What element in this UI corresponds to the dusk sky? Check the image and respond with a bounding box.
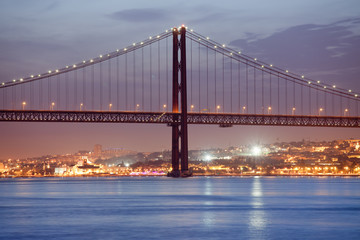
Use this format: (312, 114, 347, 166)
(1, 0, 360, 159)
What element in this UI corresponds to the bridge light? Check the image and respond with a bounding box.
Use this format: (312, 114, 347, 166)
(324, 86, 327, 89)
(165, 30, 168, 33)
(107, 54, 110, 57)
(149, 36, 152, 39)
(317, 80, 320, 83)
(206, 37, 209, 40)
(55, 69, 59, 73)
(140, 42, 144, 45)
(198, 38, 201, 41)
(285, 70, 289, 73)
(261, 65, 264, 68)
(99, 55, 103, 58)
(124, 48, 127, 51)
(308, 81, 311, 84)
(38, 74, 41, 77)
(190, 29, 193, 32)
(355, 94, 358, 97)
(222, 44, 226, 47)
(270, 64, 273, 67)
(20, 78, 23, 82)
(73, 64, 76, 68)
(349, 90, 352, 92)
(31, 75, 34, 78)
(48, 70, 52, 73)
(133, 43, 136, 46)
(301, 75, 304, 78)
(2, 82, 4, 85)
(254, 58, 257, 61)
(13, 79, 16, 82)
(214, 46, 217, 48)
(333, 85, 336, 88)
(230, 53, 233, 56)
(90, 59, 93, 63)
(238, 51, 241, 54)
(116, 49, 119, 52)
(83, 60, 86, 63)
(157, 35, 160, 38)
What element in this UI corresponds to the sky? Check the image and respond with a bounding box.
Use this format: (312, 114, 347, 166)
(0, 0, 360, 159)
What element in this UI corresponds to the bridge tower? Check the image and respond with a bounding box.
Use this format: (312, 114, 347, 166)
(168, 26, 191, 177)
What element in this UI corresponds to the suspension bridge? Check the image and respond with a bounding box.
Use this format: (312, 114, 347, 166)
(1, 25, 360, 176)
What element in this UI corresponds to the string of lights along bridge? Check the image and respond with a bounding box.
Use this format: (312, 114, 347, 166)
(1, 26, 359, 117)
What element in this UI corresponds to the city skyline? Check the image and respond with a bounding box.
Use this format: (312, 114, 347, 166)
(1, 0, 360, 159)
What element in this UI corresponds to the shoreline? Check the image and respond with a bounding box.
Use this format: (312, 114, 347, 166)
(1, 174, 360, 178)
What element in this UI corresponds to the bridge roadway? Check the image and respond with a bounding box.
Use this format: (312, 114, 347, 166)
(1, 110, 359, 128)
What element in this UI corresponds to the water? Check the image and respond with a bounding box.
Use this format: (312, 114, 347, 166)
(0, 177, 359, 240)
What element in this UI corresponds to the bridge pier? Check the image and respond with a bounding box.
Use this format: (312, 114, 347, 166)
(168, 26, 191, 178)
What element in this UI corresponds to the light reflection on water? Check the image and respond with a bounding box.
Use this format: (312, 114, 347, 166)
(0, 177, 359, 240)
(249, 177, 267, 239)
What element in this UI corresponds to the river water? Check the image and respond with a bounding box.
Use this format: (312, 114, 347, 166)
(0, 176, 359, 240)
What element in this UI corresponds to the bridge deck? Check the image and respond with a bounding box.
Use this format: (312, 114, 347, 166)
(0, 110, 359, 128)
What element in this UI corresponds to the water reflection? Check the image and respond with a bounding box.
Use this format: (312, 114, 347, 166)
(202, 178, 215, 227)
(204, 178, 212, 196)
(249, 177, 267, 239)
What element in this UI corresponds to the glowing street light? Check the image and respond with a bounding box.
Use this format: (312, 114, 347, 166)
(50, 102, 55, 110)
(22, 101, 26, 110)
(109, 103, 112, 111)
(204, 154, 213, 161)
(268, 106, 272, 114)
(216, 105, 221, 113)
(292, 107, 296, 115)
(319, 108, 323, 116)
(163, 104, 167, 112)
(190, 104, 194, 112)
(251, 146, 262, 156)
(242, 106, 246, 114)
(80, 103, 83, 111)
(344, 108, 349, 116)
(136, 104, 140, 111)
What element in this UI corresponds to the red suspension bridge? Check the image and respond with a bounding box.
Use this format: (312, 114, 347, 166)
(1, 26, 360, 176)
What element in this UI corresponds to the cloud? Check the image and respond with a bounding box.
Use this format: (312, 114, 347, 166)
(228, 18, 360, 87)
(43, 1, 59, 12)
(110, 8, 169, 22)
